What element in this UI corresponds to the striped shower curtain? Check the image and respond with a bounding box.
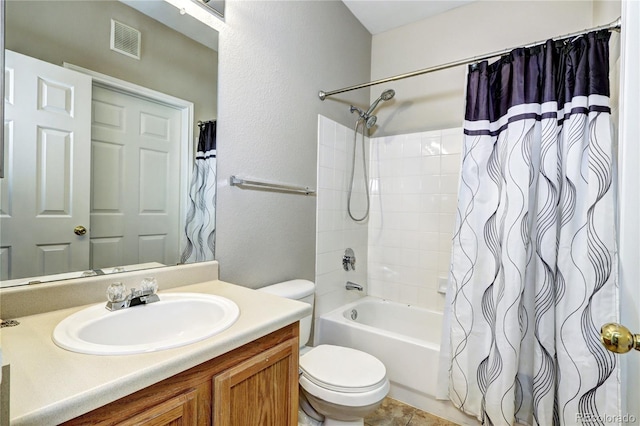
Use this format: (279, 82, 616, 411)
(181, 121, 217, 263)
(443, 31, 619, 425)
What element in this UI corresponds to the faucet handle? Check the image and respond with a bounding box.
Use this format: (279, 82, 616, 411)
(140, 277, 158, 294)
(106, 282, 127, 302)
(343, 248, 356, 271)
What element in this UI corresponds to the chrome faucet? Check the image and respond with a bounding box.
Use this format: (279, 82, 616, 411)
(105, 278, 160, 311)
(345, 281, 363, 291)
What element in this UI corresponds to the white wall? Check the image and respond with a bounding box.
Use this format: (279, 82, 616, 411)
(370, 1, 616, 137)
(215, 1, 372, 287)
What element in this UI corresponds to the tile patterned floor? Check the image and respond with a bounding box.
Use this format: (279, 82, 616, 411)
(364, 397, 459, 426)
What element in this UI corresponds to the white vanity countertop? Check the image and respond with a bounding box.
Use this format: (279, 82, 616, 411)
(2, 280, 311, 425)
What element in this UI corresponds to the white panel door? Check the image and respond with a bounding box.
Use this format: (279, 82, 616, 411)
(90, 85, 181, 269)
(1, 50, 92, 281)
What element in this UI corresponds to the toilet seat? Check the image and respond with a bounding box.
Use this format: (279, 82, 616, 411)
(299, 345, 389, 406)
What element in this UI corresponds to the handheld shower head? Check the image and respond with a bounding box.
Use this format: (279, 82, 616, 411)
(380, 89, 395, 101)
(365, 89, 395, 117)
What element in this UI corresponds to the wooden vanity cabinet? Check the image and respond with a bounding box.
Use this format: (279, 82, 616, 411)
(63, 323, 299, 426)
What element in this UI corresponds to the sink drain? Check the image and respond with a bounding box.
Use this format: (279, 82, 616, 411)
(350, 309, 358, 320)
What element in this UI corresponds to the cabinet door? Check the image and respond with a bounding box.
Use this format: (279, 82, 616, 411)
(213, 339, 299, 426)
(116, 388, 198, 426)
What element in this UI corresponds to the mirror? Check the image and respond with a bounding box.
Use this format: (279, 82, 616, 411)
(1, 0, 219, 287)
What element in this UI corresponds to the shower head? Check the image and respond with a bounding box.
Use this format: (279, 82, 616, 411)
(365, 115, 377, 129)
(350, 106, 377, 128)
(365, 89, 395, 117)
(380, 89, 395, 101)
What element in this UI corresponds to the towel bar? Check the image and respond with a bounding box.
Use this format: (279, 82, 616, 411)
(229, 176, 316, 195)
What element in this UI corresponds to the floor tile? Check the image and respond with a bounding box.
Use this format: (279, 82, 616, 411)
(364, 397, 458, 426)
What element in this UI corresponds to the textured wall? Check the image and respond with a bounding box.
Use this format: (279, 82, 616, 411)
(215, 1, 372, 287)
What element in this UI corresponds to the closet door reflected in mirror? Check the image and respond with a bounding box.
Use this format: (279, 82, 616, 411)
(2, 51, 92, 281)
(90, 85, 181, 270)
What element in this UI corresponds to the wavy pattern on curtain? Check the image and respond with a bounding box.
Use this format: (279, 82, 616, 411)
(181, 121, 217, 263)
(445, 31, 619, 425)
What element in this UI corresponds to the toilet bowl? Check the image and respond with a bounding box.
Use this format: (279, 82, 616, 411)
(299, 344, 389, 425)
(259, 280, 389, 426)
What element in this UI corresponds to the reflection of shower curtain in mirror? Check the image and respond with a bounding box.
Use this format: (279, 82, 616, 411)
(181, 121, 217, 263)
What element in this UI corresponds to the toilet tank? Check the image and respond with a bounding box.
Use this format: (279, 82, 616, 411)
(258, 279, 315, 347)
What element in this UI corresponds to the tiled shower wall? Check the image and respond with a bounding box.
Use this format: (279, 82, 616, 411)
(315, 114, 463, 316)
(368, 128, 462, 312)
(315, 115, 369, 320)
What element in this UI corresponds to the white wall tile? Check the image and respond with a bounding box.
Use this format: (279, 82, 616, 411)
(420, 194, 441, 213)
(440, 194, 457, 214)
(419, 232, 440, 251)
(421, 175, 440, 194)
(438, 232, 453, 253)
(419, 213, 440, 233)
(421, 134, 441, 156)
(403, 135, 422, 157)
(319, 144, 334, 168)
(439, 213, 456, 235)
(318, 118, 463, 314)
(316, 116, 369, 311)
(401, 194, 421, 212)
(441, 128, 463, 155)
(385, 137, 404, 159)
(440, 175, 459, 194)
(365, 126, 462, 311)
(441, 154, 461, 174)
(335, 124, 347, 153)
(421, 156, 441, 174)
(402, 157, 422, 176)
(418, 250, 439, 270)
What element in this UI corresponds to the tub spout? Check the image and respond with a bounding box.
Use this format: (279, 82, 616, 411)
(346, 281, 363, 291)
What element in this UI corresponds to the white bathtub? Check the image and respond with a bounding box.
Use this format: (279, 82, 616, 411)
(316, 296, 478, 425)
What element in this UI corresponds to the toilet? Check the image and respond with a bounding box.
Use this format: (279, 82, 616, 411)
(259, 279, 389, 426)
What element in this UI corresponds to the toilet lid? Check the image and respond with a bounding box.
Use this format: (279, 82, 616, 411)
(299, 345, 387, 393)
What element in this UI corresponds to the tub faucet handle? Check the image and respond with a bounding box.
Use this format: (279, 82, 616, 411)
(343, 248, 356, 271)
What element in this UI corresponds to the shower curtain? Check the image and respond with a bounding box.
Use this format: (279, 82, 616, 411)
(443, 31, 619, 425)
(181, 121, 217, 263)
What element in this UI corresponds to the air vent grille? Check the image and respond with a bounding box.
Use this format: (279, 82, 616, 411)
(110, 19, 141, 60)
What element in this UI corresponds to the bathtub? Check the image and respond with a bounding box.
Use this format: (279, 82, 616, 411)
(316, 296, 478, 425)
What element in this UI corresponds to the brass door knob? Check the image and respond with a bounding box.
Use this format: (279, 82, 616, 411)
(600, 323, 640, 354)
(74, 225, 87, 236)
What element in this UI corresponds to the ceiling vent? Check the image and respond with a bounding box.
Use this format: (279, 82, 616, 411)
(110, 19, 141, 60)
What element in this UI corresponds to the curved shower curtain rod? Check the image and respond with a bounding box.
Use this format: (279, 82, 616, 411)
(318, 17, 621, 101)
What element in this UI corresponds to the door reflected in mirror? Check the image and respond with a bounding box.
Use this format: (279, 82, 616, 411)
(1, 0, 219, 287)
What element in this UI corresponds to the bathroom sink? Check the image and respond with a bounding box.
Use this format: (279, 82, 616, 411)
(52, 293, 240, 355)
